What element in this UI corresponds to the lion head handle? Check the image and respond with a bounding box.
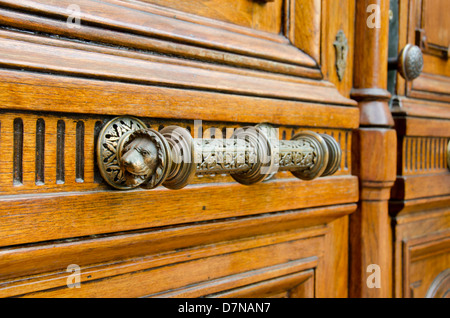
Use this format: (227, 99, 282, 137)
(118, 129, 170, 189)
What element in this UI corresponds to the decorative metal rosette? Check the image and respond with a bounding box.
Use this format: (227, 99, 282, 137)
(96, 117, 147, 190)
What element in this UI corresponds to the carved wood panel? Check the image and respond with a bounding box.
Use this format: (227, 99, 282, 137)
(207, 269, 315, 298)
(391, 114, 450, 202)
(1, 227, 328, 297)
(0, 111, 353, 196)
(138, 0, 285, 34)
(403, 232, 450, 298)
(0, 0, 357, 298)
(391, 207, 450, 298)
(0, 0, 328, 78)
(401, 136, 449, 176)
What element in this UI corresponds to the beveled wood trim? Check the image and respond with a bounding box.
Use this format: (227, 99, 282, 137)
(204, 268, 315, 298)
(286, 0, 321, 63)
(0, 0, 317, 70)
(148, 260, 317, 298)
(0, 227, 326, 297)
(0, 70, 359, 129)
(394, 117, 450, 137)
(409, 73, 450, 103)
(115, 0, 287, 44)
(391, 174, 450, 200)
(0, 30, 355, 106)
(0, 8, 320, 79)
(389, 195, 450, 218)
(0, 204, 354, 283)
(401, 230, 450, 298)
(0, 35, 332, 103)
(0, 176, 358, 246)
(15, 234, 325, 297)
(411, 73, 450, 96)
(391, 96, 450, 120)
(409, 233, 450, 262)
(401, 239, 412, 298)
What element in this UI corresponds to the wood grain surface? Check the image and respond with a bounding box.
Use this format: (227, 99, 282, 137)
(1, 0, 447, 299)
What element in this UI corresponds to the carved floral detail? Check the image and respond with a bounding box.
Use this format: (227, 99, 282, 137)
(195, 139, 257, 174)
(278, 140, 316, 170)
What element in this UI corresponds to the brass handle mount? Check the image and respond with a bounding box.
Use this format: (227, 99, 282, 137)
(97, 117, 342, 190)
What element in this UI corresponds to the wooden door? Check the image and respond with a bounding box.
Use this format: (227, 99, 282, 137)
(389, 0, 450, 298)
(0, 0, 358, 297)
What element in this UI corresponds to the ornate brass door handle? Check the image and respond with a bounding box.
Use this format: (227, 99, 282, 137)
(97, 117, 342, 190)
(388, 44, 424, 81)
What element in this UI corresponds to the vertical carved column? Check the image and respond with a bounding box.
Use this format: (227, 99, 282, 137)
(350, 0, 396, 297)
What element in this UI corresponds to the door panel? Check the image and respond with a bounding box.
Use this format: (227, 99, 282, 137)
(402, 231, 450, 298)
(390, 0, 450, 298)
(139, 0, 284, 34)
(0, 0, 357, 297)
(397, 0, 450, 100)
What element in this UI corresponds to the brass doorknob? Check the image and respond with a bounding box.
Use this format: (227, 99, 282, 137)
(388, 44, 424, 81)
(97, 117, 342, 190)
